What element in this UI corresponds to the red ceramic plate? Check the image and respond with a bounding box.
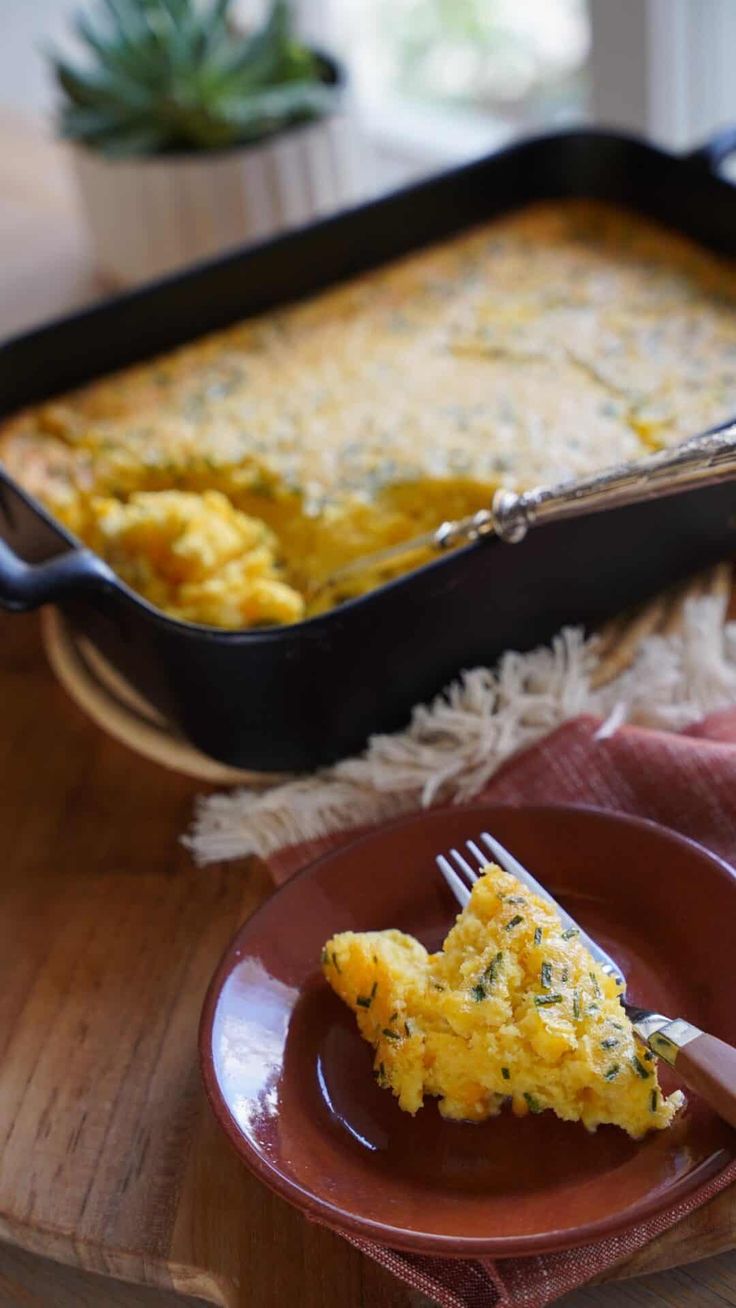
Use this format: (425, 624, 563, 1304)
(199, 805, 736, 1257)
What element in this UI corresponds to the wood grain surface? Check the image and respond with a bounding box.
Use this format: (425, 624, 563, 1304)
(0, 611, 420, 1308)
(0, 607, 735, 1308)
(1, 110, 735, 1308)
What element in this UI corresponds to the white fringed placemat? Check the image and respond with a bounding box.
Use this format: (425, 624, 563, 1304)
(185, 564, 736, 864)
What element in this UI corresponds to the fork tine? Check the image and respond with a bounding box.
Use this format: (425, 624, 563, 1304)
(466, 839, 488, 871)
(481, 832, 537, 885)
(481, 830, 575, 913)
(436, 855, 471, 907)
(438, 833, 625, 988)
(480, 831, 626, 988)
(450, 847, 480, 884)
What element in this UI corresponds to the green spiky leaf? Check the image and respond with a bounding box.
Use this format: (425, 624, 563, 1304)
(50, 0, 335, 155)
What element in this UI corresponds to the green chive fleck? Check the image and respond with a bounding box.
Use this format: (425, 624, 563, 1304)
(561, 927, 579, 940)
(604, 1064, 620, 1081)
(331, 951, 342, 974)
(540, 961, 553, 990)
(484, 951, 503, 984)
(506, 896, 526, 905)
(472, 983, 486, 1002)
(404, 1021, 412, 1037)
(573, 991, 581, 1019)
(589, 972, 602, 997)
(356, 980, 378, 1008)
(601, 1038, 619, 1050)
(534, 993, 563, 1006)
(501, 1067, 511, 1080)
(505, 914, 524, 930)
(631, 1055, 651, 1079)
(561, 966, 569, 984)
(643, 1050, 654, 1062)
(524, 1092, 543, 1114)
(650, 1089, 658, 1112)
(389, 1010, 398, 1023)
(534, 927, 543, 946)
(382, 1028, 401, 1042)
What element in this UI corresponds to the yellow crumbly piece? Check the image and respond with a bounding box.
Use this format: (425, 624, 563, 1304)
(4, 199, 736, 627)
(322, 864, 684, 1138)
(88, 489, 304, 627)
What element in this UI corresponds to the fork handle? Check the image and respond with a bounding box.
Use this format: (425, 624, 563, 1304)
(674, 1034, 736, 1131)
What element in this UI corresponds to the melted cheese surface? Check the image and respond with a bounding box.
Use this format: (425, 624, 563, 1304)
(3, 200, 736, 627)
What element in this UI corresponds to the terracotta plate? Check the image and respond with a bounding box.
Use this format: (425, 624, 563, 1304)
(199, 805, 736, 1256)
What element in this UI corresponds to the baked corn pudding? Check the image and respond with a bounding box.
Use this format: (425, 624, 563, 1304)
(4, 199, 736, 627)
(322, 863, 684, 1138)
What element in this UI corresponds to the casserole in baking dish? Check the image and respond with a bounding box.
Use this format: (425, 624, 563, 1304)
(4, 199, 736, 628)
(2, 129, 736, 768)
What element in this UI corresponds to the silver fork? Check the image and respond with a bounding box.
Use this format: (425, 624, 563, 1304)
(437, 831, 736, 1130)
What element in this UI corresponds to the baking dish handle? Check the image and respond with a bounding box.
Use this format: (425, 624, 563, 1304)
(0, 537, 115, 613)
(686, 127, 736, 174)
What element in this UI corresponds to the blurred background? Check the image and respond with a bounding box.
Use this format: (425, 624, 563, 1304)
(4, 0, 736, 334)
(6, 0, 736, 163)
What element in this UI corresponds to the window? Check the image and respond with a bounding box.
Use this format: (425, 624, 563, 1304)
(297, 0, 588, 180)
(352, 0, 589, 162)
(295, 0, 736, 186)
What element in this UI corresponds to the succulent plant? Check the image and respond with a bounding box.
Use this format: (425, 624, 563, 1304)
(51, 0, 337, 156)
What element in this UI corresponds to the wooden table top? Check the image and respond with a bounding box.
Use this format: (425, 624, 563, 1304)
(0, 109, 735, 1308)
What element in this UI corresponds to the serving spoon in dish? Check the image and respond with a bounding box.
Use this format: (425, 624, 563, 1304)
(306, 424, 736, 607)
(438, 831, 736, 1131)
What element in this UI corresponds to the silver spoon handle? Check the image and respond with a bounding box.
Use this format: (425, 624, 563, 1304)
(309, 424, 736, 604)
(490, 424, 736, 544)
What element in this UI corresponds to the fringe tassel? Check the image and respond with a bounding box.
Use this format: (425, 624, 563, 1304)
(184, 593, 736, 864)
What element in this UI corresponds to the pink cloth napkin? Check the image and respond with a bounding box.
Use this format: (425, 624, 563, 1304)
(268, 710, 736, 1307)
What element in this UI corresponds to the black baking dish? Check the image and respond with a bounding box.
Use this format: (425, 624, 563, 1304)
(3, 127, 736, 772)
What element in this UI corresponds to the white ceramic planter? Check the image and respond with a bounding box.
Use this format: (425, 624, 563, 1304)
(71, 110, 371, 287)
